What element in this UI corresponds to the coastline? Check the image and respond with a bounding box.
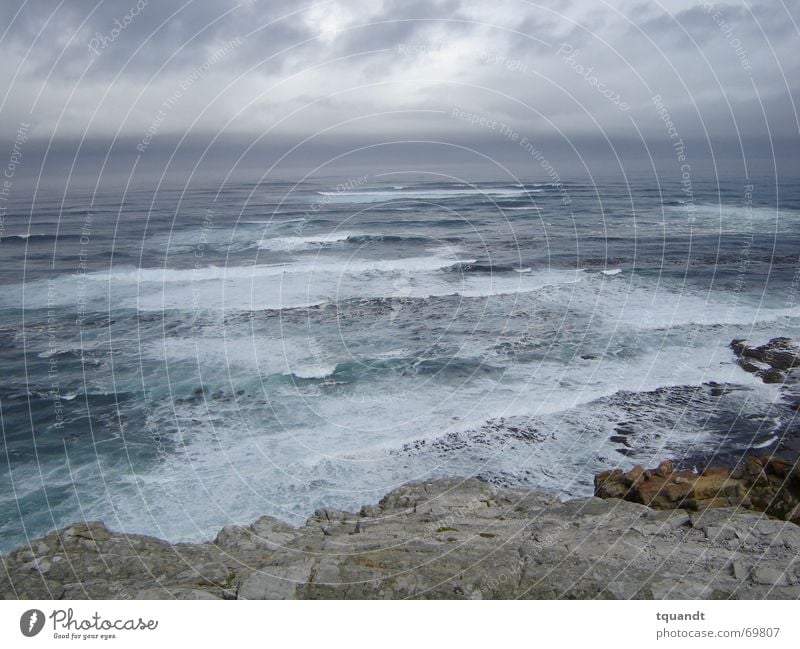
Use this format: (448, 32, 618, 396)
(2, 338, 798, 600)
(2, 477, 799, 600)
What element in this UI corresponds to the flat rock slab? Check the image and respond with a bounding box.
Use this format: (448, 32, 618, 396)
(1, 479, 799, 599)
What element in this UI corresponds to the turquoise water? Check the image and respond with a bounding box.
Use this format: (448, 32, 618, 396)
(1, 175, 798, 551)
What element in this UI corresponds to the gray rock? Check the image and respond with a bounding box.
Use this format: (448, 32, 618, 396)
(2, 478, 799, 600)
(730, 561, 749, 580)
(604, 581, 642, 599)
(650, 580, 713, 599)
(750, 566, 789, 586)
(135, 587, 221, 600)
(238, 561, 314, 599)
(250, 516, 296, 547)
(703, 525, 737, 542)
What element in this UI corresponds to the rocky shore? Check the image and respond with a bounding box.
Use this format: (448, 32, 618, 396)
(2, 477, 799, 600)
(3, 337, 799, 600)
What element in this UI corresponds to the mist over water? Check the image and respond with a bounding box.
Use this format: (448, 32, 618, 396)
(1, 170, 798, 551)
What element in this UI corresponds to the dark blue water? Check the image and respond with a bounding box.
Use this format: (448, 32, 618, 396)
(1, 174, 799, 551)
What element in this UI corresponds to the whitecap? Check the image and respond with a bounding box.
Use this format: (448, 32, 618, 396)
(315, 188, 541, 203)
(86, 252, 474, 284)
(288, 365, 337, 380)
(257, 231, 356, 251)
(750, 436, 778, 449)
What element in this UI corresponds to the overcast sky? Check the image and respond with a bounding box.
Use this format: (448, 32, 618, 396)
(1, 0, 797, 169)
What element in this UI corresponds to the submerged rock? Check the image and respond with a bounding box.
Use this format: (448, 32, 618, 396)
(2, 478, 800, 599)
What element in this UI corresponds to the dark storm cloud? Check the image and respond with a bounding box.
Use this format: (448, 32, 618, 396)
(0, 0, 796, 153)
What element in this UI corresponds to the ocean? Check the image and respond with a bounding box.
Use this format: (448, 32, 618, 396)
(1, 173, 798, 552)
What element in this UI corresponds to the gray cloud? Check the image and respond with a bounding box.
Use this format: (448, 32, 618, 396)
(0, 0, 796, 159)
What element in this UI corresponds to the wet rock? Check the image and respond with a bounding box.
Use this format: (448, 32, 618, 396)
(595, 456, 800, 524)
(759, 368, 786, 384)
(731, 337, 800, 380)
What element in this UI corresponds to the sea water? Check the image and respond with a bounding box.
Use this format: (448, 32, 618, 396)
(1, 175, 798, 551)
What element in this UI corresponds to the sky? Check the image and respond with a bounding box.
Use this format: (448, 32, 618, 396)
(0, 0, 798, 179)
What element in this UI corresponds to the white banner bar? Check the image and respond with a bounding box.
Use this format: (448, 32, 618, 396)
(1, 600, 797, 648)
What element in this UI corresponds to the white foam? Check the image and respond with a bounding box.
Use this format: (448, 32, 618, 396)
(664, 203, 799, 232)
(87, 251, 469, 284)
(148, 336, 337, 379)
(288, 364, 337, 380)
(751, 435, 778, 449)
(25, 268, 798, 548)
(257, 231, 356, 251)
(240, 218, 306, 225)
(316, 188, 541, 203)
(68, 329, 779, 546)
(575, 275, 800, 332)
(601, 269, 622, 276)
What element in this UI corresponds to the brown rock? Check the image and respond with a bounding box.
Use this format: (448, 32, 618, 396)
(654, 460, 674, 478)
(595, 456, 800, 525)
